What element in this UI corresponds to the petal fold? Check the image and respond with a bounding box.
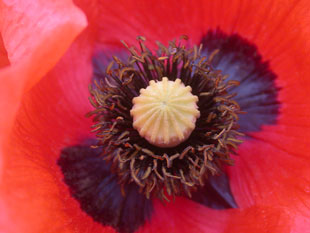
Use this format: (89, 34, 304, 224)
(0, 0, 87, 231)
(0, 0, 87, 150)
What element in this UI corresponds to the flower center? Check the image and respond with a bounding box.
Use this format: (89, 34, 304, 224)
(86, 36, 244, 199)
(130, 77, 200, 148)
(57, 30, 282, 233)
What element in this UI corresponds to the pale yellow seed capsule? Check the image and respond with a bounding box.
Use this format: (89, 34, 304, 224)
(130, 77, 200, 148)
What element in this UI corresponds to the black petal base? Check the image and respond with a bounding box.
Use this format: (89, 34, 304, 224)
(58, 145, 153, 233)
(201, 29, 280, 133)
(191, 173, 237, 209)
(58, 144, 238, 233)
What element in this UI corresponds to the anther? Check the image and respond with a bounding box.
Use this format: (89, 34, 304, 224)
(130, 77, 200, 147)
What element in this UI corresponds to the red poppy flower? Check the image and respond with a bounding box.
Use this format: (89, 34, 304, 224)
(1, 0, 310, 233)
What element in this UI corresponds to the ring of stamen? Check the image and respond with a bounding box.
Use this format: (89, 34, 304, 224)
(87, 36, 244, 200)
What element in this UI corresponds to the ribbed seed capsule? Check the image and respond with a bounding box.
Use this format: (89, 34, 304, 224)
(130, 77, 200, 147)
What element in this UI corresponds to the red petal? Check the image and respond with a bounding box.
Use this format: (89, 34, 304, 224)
(77, 0, 207, 47)
(139, 199, 291, 233)
(140, 198, 230, 233)
(0, 0, 87, 144)
(224, 206, 291, 233)
(0, 32, 97, 232)
(0, 0, 87, 232)
(225, 0, 310, 211)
